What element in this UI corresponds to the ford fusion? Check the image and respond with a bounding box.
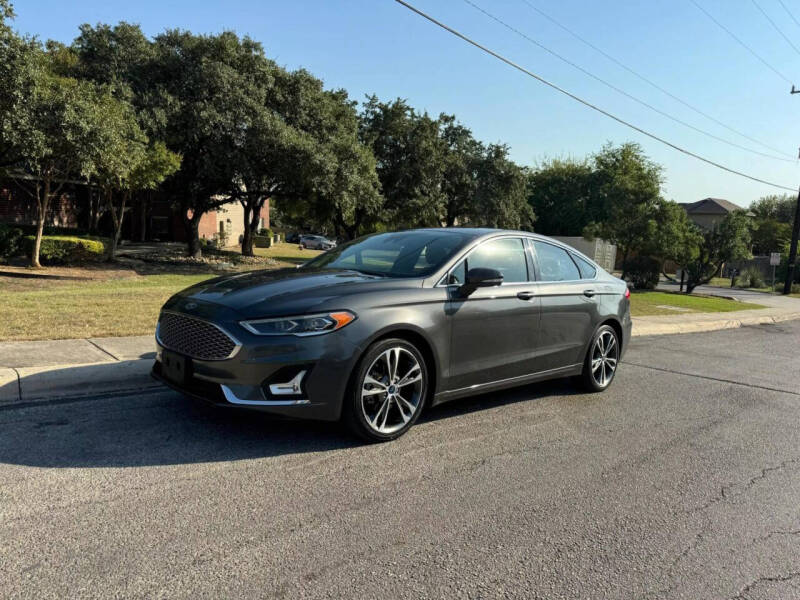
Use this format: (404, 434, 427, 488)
(152, 229, 632, 441)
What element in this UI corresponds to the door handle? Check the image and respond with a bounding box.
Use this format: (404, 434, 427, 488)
(516, 291, 536, 301)
(583, 289, 596, 298)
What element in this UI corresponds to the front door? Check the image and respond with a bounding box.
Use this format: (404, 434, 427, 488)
(446, 237, 541, 390)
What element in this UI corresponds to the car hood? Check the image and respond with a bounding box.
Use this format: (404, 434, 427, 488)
(168, 268, 420, 318)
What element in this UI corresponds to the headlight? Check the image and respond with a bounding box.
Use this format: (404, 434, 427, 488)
(240, 311, 356, 336)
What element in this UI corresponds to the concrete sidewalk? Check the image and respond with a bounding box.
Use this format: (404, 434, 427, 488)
(2, 291, 799, 405)
(0, 336, 159, 405)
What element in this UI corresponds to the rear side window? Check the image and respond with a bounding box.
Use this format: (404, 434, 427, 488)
(571, 253, 597, 279)
(533, 241, 581, 282)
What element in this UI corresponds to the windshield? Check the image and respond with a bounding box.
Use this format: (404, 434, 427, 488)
(301, 230, 473, 278)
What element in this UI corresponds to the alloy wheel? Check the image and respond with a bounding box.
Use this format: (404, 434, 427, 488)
(590, 330, 618, 388)
(360, 346, 424, 435)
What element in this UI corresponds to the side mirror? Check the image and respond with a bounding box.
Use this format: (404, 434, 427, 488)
(459, 267, 503, 296)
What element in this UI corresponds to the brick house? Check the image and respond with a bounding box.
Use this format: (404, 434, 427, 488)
(0, 179, 269, 246)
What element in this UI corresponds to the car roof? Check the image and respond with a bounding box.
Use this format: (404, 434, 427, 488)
(406, 227, 553, 242)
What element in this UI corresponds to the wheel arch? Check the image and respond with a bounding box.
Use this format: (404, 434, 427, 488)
(356, 325, 440, 403)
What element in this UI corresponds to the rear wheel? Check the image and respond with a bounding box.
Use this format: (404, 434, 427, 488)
(343, 338, 428, 442)
(579, 325, 619, 392)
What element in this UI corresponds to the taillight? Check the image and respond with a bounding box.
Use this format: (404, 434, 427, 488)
(624, 287, 631, 299)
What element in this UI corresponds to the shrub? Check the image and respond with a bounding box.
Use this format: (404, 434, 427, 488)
(0, 224, 25, 262)
(735, 266, 765, 289)
(624, 255, 661, 290)
(23, 235, 109, 265)
(258, 227, 272, 238)
(253, 235, 271, 248)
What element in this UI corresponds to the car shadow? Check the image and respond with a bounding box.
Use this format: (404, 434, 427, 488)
(0, 373, 580, 470)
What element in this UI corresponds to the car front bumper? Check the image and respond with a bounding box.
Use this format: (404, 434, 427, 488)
(152, 313, 364, 421)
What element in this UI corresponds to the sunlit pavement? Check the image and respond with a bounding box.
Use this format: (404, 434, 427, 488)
(1, 321, 799, 599)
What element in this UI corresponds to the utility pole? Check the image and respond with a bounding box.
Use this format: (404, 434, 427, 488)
(784, 185, 800, 294)
(785, 85, 800, 294)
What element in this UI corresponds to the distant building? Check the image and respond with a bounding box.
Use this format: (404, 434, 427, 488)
(0, 179, 269, 246)
(679, 197, 745, 229)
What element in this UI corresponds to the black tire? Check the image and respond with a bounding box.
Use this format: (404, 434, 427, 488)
(578, 324, 620, 393)
(342, 338, 428, 442)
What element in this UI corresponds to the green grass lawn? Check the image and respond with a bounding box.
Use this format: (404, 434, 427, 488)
(706, 276, 774, 293)
(0, 273, 215, 341)
(629, 291, 766, 317)
(253, 242, 322, 266)
(0, 267, 771, 341)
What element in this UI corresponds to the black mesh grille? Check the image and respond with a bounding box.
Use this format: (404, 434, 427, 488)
(157, 312, 238, 360)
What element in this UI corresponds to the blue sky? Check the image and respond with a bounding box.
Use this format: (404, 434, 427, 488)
(12, 0, 800, 207)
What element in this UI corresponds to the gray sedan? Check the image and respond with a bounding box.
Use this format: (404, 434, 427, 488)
(152, 228, 631, 441)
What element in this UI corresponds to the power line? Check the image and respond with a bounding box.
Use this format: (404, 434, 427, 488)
(462, 0, 795, 163)
(689, 0, 794, 85)
(751, 0, 800, 57)
(777, 0, 800, 30)
(517, 0, 794, 159)
(392, 0, 797, 192)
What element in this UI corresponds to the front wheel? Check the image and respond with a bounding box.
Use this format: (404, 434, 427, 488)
(343, 338, 428, 442)
(578, 325, 620, 392)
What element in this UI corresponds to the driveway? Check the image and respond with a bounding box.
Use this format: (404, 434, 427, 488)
(657, 279, 798, 308)
(1, 322, 799, 598)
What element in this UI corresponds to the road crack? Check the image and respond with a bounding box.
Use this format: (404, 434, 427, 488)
(623, 361, 800, 397)
(730, 571, 800, 599)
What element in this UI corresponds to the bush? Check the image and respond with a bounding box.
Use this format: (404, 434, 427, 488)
(0, 224, 25, 262)
(735, 266, 765, 289)
(23, 235, 109, 265)
(624, 255, 661, 290)
(258, 228, 272, 238)
(253, 235, 271, 248)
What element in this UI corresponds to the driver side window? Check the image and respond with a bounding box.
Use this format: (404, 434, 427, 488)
(448, 237, 529, 284)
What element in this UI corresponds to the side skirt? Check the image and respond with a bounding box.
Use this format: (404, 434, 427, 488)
(431, 363, 583, 406)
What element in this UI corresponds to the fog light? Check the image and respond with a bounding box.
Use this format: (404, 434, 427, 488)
(268, 370, 306, 396)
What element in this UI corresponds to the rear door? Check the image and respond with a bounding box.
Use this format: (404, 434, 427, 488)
(530, 240, 599, 372)
(446, 237, 541, 390)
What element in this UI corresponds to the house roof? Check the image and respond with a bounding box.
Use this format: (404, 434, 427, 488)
(680, 197, 743, 215)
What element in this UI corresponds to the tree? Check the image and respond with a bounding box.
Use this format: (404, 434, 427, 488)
(526, 157, 600, 236)
(439, 115, 483, 227)
(85, 89, 147, 259)
(470, 143, 533, 229)
(583, 143, 663, 278)
(232, 70, 382, 252)
(150, 30, 271, 257)
(108, 141, 180, 259)
(359, 96, 445, 229)
(70, 22, 158, 232)
(750, 194, 796, 223)
(749, 194, 794, 256)
(683, 211, 752, 293)
(751, 218, 791, 256)
(0, 0, 40, 173)
(646, 200, 702, 282)
(6, 69, 101, 267)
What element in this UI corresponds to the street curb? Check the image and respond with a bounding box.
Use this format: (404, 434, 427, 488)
(631, 312, 800, 337)
(0, 359, 162, 407)
(1, 312, 798, 406)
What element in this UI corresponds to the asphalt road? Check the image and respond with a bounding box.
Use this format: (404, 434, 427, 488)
(2, 322, 800, 599)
